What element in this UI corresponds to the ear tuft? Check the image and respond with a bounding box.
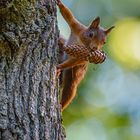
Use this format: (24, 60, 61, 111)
(105, 26, 115, 35)
(89, 16, 100, 29)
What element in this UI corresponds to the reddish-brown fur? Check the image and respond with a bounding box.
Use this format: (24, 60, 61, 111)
(56, 0, 114, 111)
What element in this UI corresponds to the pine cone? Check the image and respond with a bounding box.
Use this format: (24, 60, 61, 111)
(88, 50, 106, 64)
(62, 44, 107, 64)
(62, 44, 89, 60)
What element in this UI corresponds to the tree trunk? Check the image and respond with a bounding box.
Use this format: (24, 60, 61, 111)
(0, 0, 65, 140)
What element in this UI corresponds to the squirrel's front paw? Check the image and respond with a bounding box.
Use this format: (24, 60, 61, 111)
(56, 66, 61, 77)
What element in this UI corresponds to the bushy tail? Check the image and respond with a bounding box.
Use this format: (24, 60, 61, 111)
(61, 64, 87, 111)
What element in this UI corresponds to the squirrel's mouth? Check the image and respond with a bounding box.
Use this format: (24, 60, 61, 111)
(89, 41, 104, 51)
(89, 45, 98, 51)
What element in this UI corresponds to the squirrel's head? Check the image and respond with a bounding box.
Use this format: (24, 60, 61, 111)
(80, 17, 114, 50)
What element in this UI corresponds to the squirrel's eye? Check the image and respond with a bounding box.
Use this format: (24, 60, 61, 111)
(88, 32, 94, 38)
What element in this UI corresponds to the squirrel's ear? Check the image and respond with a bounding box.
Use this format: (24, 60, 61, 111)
(105, 26, 115, 35)
(89, 17, 100, 29)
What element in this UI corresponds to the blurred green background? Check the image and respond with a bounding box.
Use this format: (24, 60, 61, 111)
(57, 0, 140, 140)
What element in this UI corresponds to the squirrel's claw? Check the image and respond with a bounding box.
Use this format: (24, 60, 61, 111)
(56, 67, 61, 77)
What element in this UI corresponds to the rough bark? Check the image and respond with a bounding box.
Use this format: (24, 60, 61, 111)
(0, 0, 65, 140)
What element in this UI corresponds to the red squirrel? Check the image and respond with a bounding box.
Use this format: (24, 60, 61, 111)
(56, 0, 114, 111)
